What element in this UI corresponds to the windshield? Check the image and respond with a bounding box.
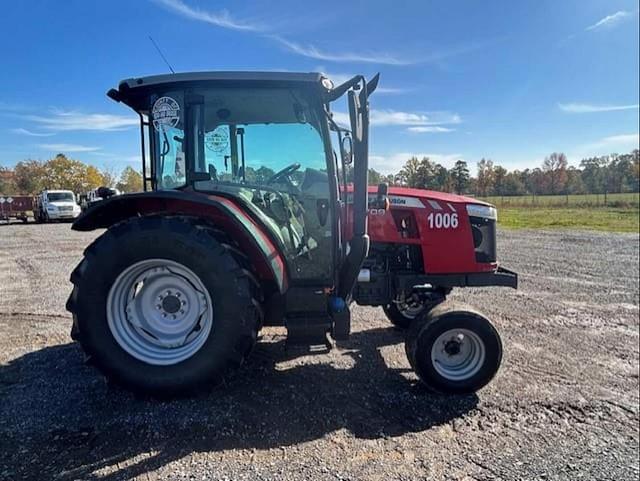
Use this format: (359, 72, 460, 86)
(47, 192, 74, 202)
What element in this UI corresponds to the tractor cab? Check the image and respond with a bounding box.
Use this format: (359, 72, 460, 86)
(102, 71, 377, 309)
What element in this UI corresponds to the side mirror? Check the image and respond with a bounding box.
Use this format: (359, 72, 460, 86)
(341, 135, 353, 165)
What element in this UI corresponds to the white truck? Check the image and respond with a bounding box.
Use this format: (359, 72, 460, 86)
(33, 190, 82, 223)
(81, 186, 120, 211)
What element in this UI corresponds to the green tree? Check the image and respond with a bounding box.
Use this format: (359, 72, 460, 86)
(368, 168, 383, 185)
(565, 167, 585, 194)
(492, 165, 508, 197)
(398, 156, 423, 187)
(450, 160, 470, 194)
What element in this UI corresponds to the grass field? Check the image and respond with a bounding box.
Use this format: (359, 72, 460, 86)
(497, 207, 639, 233)
(476, 193, 640, 232)
(481, 192, 640, 208)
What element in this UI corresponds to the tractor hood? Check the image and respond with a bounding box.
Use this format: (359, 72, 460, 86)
(367, 186, 492, 206)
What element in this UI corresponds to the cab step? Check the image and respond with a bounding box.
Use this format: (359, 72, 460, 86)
(285, 315, 332, 349)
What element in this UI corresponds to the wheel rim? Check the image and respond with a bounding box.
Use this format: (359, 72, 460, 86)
(430, 328, 486, 381)
(107, 259, 213, 366)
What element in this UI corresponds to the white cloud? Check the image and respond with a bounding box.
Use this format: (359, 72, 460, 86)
(153, 0, 262, 31)
(407, 126, 455, 133)
(376, 86, 409, 95)
(332, 109, 461, 129)
(271, 36, 414, 65)
(586, 10, 634, 31)
(559, 102, 639, 113)
(371, 110, 461, 127)
(570, 133, 640, 159)
(10, 128, 55, 137)
(25, 110, 138, 132)
(38, 143, 101, 153)
(587, 133, 639, 149)
(154, 1, 487, 66)
(370, 152, 463, 175)
(274, 37, 486, 65)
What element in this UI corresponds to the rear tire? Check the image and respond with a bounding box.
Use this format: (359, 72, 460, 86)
(66, 216, 261, 397)
(405, 302, 502, 394)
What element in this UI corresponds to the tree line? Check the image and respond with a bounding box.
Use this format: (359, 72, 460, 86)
(369, 149, 639, 198)
(2, 149, 639, 199)
(0, 154, 143, 195)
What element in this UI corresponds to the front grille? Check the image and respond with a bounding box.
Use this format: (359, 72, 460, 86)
(58, 206, 73, 211)
(469, 216, 496, 263)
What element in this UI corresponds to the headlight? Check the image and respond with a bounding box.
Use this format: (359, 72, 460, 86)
(47, 205, 57, 211)
(466, 204, 497, 220)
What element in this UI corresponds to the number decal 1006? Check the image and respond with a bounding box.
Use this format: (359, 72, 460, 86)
(427, 212, 459, 229)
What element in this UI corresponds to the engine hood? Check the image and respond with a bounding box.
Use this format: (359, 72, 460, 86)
(367, 186, 492, 206)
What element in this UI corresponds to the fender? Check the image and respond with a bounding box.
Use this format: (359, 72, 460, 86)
(73, 190, 287, 293)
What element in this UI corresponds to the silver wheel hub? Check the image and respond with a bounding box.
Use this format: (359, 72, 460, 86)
(430, 328, 485, 381)
(107, 259, 213, 365)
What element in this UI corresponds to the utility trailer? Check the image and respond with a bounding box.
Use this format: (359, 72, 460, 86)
(68, 71, 517, 398)
(0, 195, 32, 223)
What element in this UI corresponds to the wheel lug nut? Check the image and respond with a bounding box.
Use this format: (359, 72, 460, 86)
(156, 304, 162, 310)
(172, 315, 176, 320)
(180, 310, 185, 315)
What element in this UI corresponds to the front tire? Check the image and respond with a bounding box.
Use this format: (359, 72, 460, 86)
(67, 216, 261, 397)
(405, 302, 502, 394)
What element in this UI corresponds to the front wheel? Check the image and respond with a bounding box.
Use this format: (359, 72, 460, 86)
(405, 302, 502, 394)
(67, 216, 261, 397)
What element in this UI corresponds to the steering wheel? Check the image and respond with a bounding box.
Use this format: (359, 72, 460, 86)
(267, 162, 301, 185)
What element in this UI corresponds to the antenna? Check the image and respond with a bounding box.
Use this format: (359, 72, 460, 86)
(148, 35, 175, 74)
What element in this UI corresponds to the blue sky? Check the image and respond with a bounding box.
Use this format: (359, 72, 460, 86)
(0, 0, 638, 175)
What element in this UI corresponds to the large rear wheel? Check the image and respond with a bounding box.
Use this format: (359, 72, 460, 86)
(67, 216, 261, 397)
(405, 302, 502, 394)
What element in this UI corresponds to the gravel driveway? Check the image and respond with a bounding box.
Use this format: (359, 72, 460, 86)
(0, 223, 638, 480)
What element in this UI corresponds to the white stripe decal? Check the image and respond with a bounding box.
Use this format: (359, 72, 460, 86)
(427, 199, 442, 210)
(447, 202, 457, 212)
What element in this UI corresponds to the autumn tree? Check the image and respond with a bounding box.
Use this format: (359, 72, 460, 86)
(542, 152, 568, 195)
(476, 158, 494, 197)
(116, 166, 143, 193)
(14, 159, 48, 193)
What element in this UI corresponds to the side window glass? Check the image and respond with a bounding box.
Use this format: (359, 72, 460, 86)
(204, 125, 232, 180)
(151, 94, 185, 190)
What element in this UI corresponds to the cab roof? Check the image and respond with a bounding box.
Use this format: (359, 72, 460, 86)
(118, 71, 324, 89)
(108, 71, 328, 111)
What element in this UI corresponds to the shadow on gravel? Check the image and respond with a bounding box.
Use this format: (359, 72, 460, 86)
(0, 326, 478, 480)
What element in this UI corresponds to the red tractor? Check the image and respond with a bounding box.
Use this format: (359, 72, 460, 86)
(67, 71, 517, 397)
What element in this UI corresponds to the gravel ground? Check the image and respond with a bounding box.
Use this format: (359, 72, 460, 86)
(0, 223, 638, 481)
